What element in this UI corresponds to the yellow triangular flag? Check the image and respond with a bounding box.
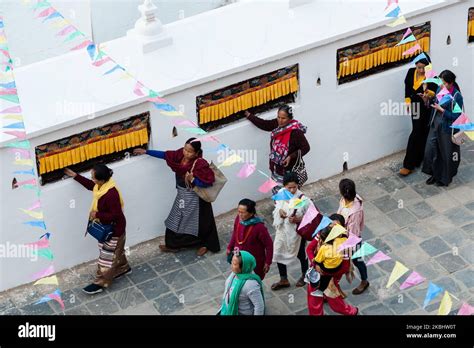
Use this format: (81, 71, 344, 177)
(218, 154, 242, 168)
(2, 114, 24, 121)
(34, 275, 58, 286)
(425, 63, 433, 72)
(160, 111, 185, 117)
(52, 19, 69, 28)
(438, 291, 452, 315)
(288, 198, 303, 209)
(15, 159, 33, 166)
(386, 15, 406, 27)
(465, 131, 474, 141)
(386, 261, 409, 288)
(20, 209, 44, 220)
(325, 224, 347, 243)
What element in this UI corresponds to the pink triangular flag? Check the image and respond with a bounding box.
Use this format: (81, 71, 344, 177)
(453, 113, 470, 126)
(401, 27, 412, 40)
(92, 57, 112, 67)
(437, 86, 450, 100)
(237, 163, 256, 179)
(147, 96, 167, 103)
(173, 119, 197, 127)
(298, 202, 318, 230)
(457, 302, 474, 316)
(37, 7, 56, 18)
(25, 237, 49, 250)
(3, 130, 26, 139)
(31, 265, 55, 281)
(193, 135, 219, 143)
(258, 178, 278, 193)
(337, 233, 362, 252)
(133, 81, 145, 96)
(399, 271, 426, 290)
(402, 43, 421, 56)
(70, 40, 93, 51)
(0, 105, 21, 114)
(425, 69, 437, 78)
(17, 178, 37, 186)
(0, 88, 18, 95)
(48, 294, 65, 310)
(28, 200, 42, 211)
(385, 0, 398, 9)
(366, 251, 391, 265)
(9, 148, 30, 157)
(56, 25, 76, 36)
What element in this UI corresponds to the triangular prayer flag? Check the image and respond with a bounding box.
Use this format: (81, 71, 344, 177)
(86, 43, 96, 60)
(34, 295, 53, 305)
(366, 250, 391, 266)
(34, 248, 54, 260)
(237, 163, 256, 179)
(4, 130, 26, 139)
(23, 221, 47, 230)
(0, 105, 21, 113)
(0, 81, 16, 89)
(6, 140, 31, 149)
(0, 88, 18, 95)
(152, 103, 176, 112)
(133, 82, 145, 96)
(17, 178, 36, 186)
(14, 159, 33, 166)
(3, 122, 24, 129)
(351, 242, 377, 259)
(25, 237, 49, 249)
(9, 148, 30, 157)
(313, 216, 333, 237)
(182, 127, 207, 135)
(40, 232, 51, 240)
(43, 11, 62, 22)
(400, 271, 426, 290)
(438, 291, 452, 315)
(325, 224, 347, 243)
(37, 7, 55, 18)
(13, 169, 35, 176)
(271, 189, 294, 201)
(258, 178, 278, 193)
(33, 1, 52, 10)
(174, 119, 197, 127)
(64, 31, 82, 43)
(31, 265, 54, 281)
(288, 198, 303, 209)
(457, 302, 474, 316)
(402, 43, 421, 56)
(451, 123, 474, 131)
(298, 202, 318, 230)
(337, 233, 362, 252)
(34, 275, 58, 286)
(385, 6, 401, 18)
(160, 111, 185, 117)
(218, 154, 242, 168)
(413, 52, 430, 64)
(452, 113, 470, 126)
(423, 282, 443, 308)
(2, 114, 23, 121)
(465, 131, 474, 141)
(70, 40, 93, 51)
(92, 57, 112, 67)
(103, 65, 123, 75)
(28, 200, 42, 211)
(452, 103, 462, 114)
(397, 34, 416, 46)
(20, 209, 44, 220)
(423, 78, 443, 85)
(386, 15, 406, 27)
(386, 261, 409, 288)
(401, 27, 412, 40)
(0, 94, 20, 103)
(293, 199, 309, 209)
(56, 25, 76, 36)
(425, 69, 437, 79)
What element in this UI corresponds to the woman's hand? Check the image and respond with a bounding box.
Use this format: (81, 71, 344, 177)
(89, 211, 97, 220)
(431, 103, 444, 113)
(133, 148, 146, 155)
(288, 215, 302, 224)
(185, 172, 194, 185)
(263, 264, 270, 274)
(314, 265, 322, 274)
(282, 156, 291, 167)
(64, 168, 77, 178)
(279, 209, 287, 219)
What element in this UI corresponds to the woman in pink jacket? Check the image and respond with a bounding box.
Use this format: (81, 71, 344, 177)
(337, 179, 369, 295)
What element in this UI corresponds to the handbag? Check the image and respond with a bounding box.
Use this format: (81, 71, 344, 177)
(450, 91, 467, 146)
(189, 159, 228, 203)
(86, 220, 114, 243)
(294, 196, 322, 241)
(291, 150, 308, 187)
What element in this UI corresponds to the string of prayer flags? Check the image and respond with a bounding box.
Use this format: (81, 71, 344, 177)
(337, 233, 362, 252)
(351, 242, 377, 259)
(437, 291, 453, 315)
(402, 43, 421, 56)
(366, 250, 391, 266)
(34, 275, 58, 286)
(236, 163, 256, 179)
(258, 178, 278, 193)
(271, 189, 294, 201)
(423, 282, 443, 308)
(298, 202, 318, 230)
(399, 271, 426, 290)
(324, 224, 347, 243)
(313, 215, 333, 237)
(31, 265, 55, 281)
(457, 302, 474, 316)
(386, 261, 409, 288)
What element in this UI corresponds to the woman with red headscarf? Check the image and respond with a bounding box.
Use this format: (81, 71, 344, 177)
(134, 138, 220, 256)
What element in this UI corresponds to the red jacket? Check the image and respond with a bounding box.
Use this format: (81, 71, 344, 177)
(227, 216, 273, 280)
(75, 174, 126, 237)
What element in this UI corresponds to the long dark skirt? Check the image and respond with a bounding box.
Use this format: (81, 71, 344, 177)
(422, 115, 460, 186)
(403, 101, 431, 170)
(165, 197, 221, 252)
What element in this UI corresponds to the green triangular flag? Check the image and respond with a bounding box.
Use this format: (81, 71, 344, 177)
(6, 140, 31, 149)
(351, 242, 378, 259)
(5, 66, 11, 72)
(0, 94, 19, 103)
(33, 1, 51, 10)
(453, 103, 462, 114)
(33, 248, 54, 260)
(64, 31, 82, 43)
(397, 34, 416, 46)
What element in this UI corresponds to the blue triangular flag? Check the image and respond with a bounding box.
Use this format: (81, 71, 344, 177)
(23, 221, 47, 230)
(0, 21, 4, 29)
(86, 43, 96, 60)
(152, 103, 176, 112)
(35, 295, 53, 305)
(271, 189, 294, 201)
(0, 81, 16, 89)
(423, 282, 443, 308)
(312, 216, 333, 237)
(412, 52, 428, 64)
(103, 65, 123, 75)
(385, 6, 401, 18)
(451, 123, 474, 131)
(40, 232, 51, 240)
(438, 94, 453, 105)
(13, 169, 35, 176)
(43, 12, 63, 22)
(4, 122, 24, 129)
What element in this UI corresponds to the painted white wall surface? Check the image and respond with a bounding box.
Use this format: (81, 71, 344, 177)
(1, 0, 473, 291)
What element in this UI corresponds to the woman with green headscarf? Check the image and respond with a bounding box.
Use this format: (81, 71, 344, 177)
(220, 250, 265, 315)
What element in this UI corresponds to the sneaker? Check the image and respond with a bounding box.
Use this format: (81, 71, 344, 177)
(310, 289, 324, 297)
(114, 267, 132, 279)
(82, 283, 104, 295)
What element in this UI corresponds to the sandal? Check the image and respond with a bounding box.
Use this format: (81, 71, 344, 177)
(271, 279, 290, 291)
(159, 244, 180, 253)
(197, 247, 208, 256)
(295, 276, 306, 288)
(352, 281, 369, 295)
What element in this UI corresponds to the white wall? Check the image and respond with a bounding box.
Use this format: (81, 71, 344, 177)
(1, 1, 473, 291)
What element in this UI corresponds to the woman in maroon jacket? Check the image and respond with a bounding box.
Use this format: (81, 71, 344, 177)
(64, 164, 130, 295)
(245, 105, 310, 193)
(227, 199, 273, 280)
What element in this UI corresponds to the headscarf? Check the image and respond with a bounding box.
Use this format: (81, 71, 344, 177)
(220, 251, 264, 316)
(164, 147, 215, 184)
(269, 120, 307, 166)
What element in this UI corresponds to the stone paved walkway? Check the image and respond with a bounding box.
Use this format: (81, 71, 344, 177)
(1, 146, 473, 315)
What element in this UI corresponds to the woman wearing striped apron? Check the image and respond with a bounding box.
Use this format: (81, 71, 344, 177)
(134, 138, 220, 256)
